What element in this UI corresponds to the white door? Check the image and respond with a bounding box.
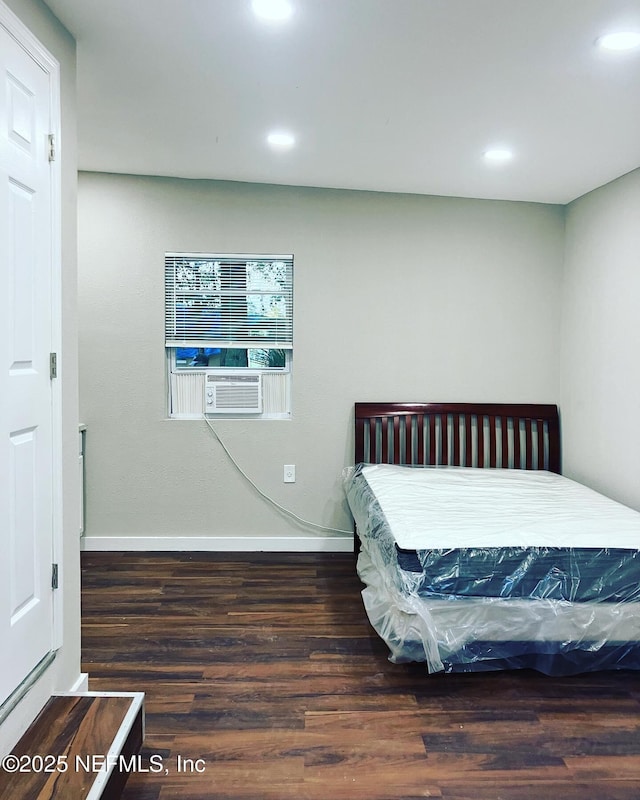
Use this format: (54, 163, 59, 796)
(0, 13, 58, 707)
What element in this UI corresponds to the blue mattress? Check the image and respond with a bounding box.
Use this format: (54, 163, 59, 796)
(348, 463, 640, 603)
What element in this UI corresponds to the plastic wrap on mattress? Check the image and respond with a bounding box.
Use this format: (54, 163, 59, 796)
(344, 463, 640, 675)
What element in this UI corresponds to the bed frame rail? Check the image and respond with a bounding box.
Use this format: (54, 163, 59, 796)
(355, 403, 560, 473)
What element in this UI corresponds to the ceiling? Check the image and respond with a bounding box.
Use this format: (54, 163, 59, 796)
(43, 0, 640, 204)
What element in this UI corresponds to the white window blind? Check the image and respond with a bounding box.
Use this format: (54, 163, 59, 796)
(165, 253, 293, 349)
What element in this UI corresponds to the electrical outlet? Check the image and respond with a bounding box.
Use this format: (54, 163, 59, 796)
(284, 464, 296, 483)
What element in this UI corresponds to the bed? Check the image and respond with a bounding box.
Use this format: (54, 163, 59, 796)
(344, 402, 640, 675)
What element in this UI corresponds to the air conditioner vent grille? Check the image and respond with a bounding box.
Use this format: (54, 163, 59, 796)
(204, 373, 262, 414)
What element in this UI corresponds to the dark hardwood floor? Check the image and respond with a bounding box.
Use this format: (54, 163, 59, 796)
(81, 552, 640, 800)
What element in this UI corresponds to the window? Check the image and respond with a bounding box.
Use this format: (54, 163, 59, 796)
(165, 253, 293, 418)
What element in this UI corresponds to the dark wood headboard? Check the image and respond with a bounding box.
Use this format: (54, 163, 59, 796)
(355, 403, 561, 473)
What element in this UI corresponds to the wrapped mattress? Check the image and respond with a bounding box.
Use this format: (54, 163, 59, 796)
(344, 464, 640, 674)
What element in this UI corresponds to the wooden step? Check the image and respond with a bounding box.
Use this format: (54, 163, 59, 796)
(0, 692, 144, 800)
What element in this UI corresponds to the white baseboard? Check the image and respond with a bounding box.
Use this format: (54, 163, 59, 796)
(81, 535, 354, 553)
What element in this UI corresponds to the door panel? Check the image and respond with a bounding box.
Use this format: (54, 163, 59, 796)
(0, 20, 55, 707)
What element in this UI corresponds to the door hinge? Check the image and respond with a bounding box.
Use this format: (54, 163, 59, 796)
(50, 352, 57, 379)
(48, 133, 56, 162)
(52, 563, 59, 590)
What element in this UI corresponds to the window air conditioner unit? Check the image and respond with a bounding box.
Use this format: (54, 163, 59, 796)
(204, 373, 263, 414)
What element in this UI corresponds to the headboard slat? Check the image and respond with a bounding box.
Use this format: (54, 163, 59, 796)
(393, 415, 401, 465)
(416, 414, 424, 465)
(380, 416, 388, 464)
(488, 415, 497, 468)
(536, 419, 544, 470)
(513, 418, 522, 469)
(524, 418, 533, 470)
(429, 415, 437, 466)
(436, 414, 449, 465)
(477, 415, 486, 468)
(452, 414, 461, 466)
(464, 416, 473, 467)
(404, 414, 412, 465)
(501, 417, 509, 469)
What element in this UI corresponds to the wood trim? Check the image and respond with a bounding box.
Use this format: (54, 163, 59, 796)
(0, 693, 144, 800)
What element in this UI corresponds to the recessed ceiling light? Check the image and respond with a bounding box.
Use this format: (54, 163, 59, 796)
(267, 131, 296, 149)
(252, 0, 293, 22)
(597, 31, 640, 51)
(484, 148, 514, 162)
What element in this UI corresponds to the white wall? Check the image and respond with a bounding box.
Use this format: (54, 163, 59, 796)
(1, 0, 79, 751)
(561, 167, 640, 510)
(78, 173, 565, 547)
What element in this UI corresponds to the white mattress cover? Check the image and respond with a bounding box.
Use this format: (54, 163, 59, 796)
(360, 465, 640, 550)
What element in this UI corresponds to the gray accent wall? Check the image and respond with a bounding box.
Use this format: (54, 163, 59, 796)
(78, 173, 564, 544)
(561, 168, 640, 511)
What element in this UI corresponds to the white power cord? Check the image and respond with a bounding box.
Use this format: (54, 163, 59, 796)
(203, 416, 353, 535)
